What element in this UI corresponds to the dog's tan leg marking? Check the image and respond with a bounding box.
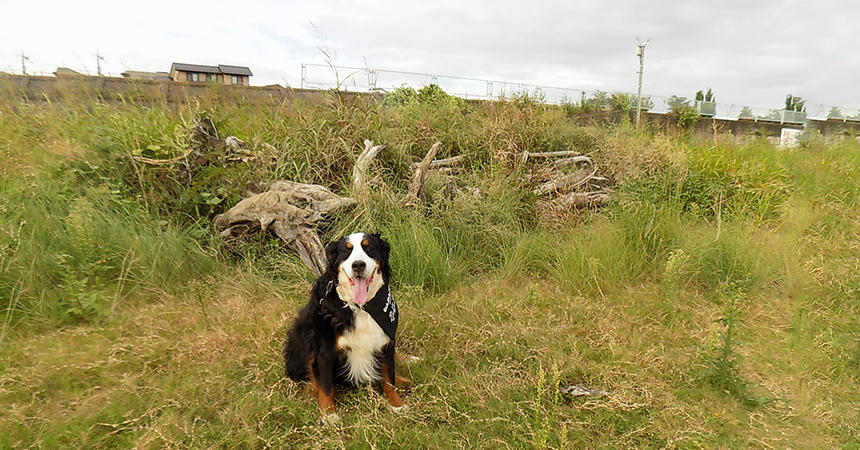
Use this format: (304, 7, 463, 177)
(380, 361, 403, 408)
(307, 356, 335, 413)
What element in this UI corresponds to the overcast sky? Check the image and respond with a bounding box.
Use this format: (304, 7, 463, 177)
(2, 0, 858, 110)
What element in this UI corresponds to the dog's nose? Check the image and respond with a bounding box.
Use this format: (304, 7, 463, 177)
(352, 260, 366, 275)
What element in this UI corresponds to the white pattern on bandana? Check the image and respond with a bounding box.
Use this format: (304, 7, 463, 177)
(382, 290, 397, 323)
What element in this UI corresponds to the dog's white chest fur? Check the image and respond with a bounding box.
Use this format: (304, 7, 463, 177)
(337, 308, 390, 384)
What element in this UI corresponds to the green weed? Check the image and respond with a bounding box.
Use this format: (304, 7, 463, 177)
(700, 282, 771, 406)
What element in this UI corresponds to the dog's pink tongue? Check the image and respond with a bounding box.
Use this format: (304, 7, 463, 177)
(353, 278, 369, 305)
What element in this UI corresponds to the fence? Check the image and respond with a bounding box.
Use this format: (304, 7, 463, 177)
(300, 63, 860, 125)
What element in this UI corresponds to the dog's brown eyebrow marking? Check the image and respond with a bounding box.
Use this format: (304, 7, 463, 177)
(361, 238, 369, 247)
(346, 241, 353, 249)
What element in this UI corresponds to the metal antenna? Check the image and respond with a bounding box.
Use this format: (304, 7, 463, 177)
(20, 51, 30, 75)
(97, 51, 105, 76)
(635, 38, 650, 128)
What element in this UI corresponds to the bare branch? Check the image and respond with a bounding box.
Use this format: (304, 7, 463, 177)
(402, 142, 441, 207)
(352, 139, 386, 200)
(524, 150, 584, 158)
(410, 154, 465, 169)
(534, 166, 597, 195)
(515, 150, 583, 163)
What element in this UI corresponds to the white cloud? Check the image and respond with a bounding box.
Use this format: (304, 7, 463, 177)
(1, 0, 858, 107)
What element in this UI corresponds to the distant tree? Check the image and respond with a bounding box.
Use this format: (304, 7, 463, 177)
(611, 92, 633, 113)
(695, 88, 715, 102)
(666, 95, 698, 127)
(579, 90, 612, 112)
(784, 94, 806, 112)
(639, 95, 655, 111)
(827, 106, 843, 119)
(738, 106, 754, 119)
(667, 95, 690, 110)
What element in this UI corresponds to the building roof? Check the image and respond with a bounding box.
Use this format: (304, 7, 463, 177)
(171, 63, 252, 76)
(218, 64, 253, 76)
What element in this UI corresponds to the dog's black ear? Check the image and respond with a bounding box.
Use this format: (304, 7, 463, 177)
(372, 233, 390, 261)
(372, 233, 392, 281)
(325, 240, 339, 262)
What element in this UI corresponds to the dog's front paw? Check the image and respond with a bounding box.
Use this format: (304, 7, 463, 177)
(321, 412, 342, 425)
(390, 404, 409, 414)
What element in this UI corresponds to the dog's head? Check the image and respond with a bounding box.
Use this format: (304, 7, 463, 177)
(325, 232, 391, 306)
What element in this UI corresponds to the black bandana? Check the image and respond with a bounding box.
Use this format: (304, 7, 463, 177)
(360, 284, 398, 340)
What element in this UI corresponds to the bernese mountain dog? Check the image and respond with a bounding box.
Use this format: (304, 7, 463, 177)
(284, 232, 408, 423)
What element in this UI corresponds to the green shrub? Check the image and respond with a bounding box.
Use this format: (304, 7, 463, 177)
(382, 85, 419, 107)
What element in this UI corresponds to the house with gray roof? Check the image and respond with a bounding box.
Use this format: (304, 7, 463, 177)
(169, 63, 253, 86)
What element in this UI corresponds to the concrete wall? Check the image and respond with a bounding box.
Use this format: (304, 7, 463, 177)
(805, 118, 860, 138)
(2, 73, 858, 140)
(565, 108, 860, 140)
(0, 73, 376, 106)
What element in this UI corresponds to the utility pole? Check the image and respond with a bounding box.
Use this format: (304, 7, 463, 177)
(300, 63, 306, 89)
(96, 51, 105, 76)
(20, 51, 30, 75)
(635, 39, 649, 128)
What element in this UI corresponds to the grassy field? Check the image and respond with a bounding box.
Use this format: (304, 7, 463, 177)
(1, 86, 858, 448)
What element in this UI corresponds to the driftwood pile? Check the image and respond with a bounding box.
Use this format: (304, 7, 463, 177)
(162, 123, 609, 275)
(522, 150, 611, 209)
(213, 140, 453, 276)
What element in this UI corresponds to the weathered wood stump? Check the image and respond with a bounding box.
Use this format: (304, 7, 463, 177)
(214, 181, 356, 276)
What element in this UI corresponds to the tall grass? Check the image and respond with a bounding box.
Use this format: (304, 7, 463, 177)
(0, 175, 219, 329)
(0, 80, 851, 327)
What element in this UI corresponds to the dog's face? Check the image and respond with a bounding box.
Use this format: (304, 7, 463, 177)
(326, 233, 390, 306)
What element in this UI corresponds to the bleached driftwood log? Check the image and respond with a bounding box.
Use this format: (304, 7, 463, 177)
(410, 154, 465, 169)
(214, 181, 355, 276)
(552, 155, 593, 168)
(516, 149, 582, 163)
(556, 191, 611, 208)
(402, 142, 441, 207)
(533, 156, 596, 196)
(352, 139, 386, 200)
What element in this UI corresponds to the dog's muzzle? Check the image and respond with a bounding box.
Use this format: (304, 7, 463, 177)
(349, 260, 375, 306)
